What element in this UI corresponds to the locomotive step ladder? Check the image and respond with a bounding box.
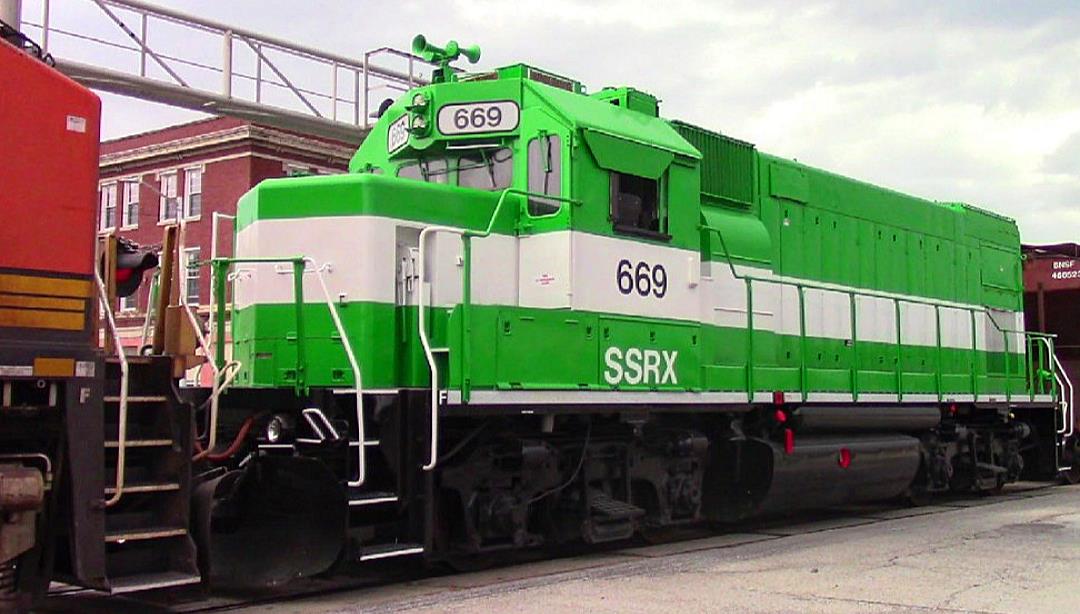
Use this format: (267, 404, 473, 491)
(330, 388, 427, 562)
(344, 437, 401, 508)
(101, 355, 200, 593)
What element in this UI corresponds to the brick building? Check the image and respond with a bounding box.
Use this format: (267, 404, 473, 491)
(97, 117, 355, 356)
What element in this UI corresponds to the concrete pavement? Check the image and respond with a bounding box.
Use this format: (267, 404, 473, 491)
(250, 484, 1080, 613)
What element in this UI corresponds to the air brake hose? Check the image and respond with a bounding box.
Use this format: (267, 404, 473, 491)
(193, 415, 256, 462)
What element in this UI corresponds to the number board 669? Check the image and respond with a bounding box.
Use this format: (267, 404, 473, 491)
(437, 101, 520, 136)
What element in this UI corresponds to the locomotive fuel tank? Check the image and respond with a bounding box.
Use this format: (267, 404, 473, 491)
(708, 431, 922, 521)
(753, 434, 922, 514)
(793, 406, 942, 432)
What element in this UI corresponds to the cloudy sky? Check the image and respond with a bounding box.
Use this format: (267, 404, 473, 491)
(22, 0, 1080, 243)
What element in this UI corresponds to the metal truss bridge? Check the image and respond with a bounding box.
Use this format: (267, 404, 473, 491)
(11, 0, 431, 144)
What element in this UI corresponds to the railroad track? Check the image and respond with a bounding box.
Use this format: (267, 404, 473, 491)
(40, 481, 1062, 613)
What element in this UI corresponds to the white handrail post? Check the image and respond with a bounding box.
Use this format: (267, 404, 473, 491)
(96, 271, 129, 507)
(137, 270, 158, 349)
(222, 29, 233, 98)
(41, 0, 49, 52)
(417, 226, 466, 472)
(178, 214, 245, 460)
(1034, 336, 1073, 443)
(413, 189, 549, 472)
(1053, 351, 1074, 438)
(304, 259, 366, 487)
(208, 212, 235, 362)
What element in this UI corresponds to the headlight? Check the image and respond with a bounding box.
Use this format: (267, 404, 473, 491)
(264, 414, 294, 443)
(410, 115, 428, 131)
(266, 417, 283, 443)
(411, 93, 429, 109)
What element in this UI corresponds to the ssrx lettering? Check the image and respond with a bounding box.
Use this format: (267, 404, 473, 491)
(603, 347, 678, 386)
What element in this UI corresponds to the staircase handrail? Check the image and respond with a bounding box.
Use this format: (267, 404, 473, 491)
(96, 269, 129, 507)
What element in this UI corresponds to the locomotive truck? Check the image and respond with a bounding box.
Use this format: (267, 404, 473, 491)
(1, 29, 1076, 604)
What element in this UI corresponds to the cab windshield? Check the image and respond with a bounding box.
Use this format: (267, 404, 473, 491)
(397, 147, 512, 191)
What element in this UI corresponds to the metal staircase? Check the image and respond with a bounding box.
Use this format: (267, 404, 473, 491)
(101, 355, 199, 593)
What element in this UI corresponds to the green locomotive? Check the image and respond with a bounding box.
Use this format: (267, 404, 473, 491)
(197, 36, 1074, 584)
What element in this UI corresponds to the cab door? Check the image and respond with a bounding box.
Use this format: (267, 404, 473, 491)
(517, 127, 572, 309)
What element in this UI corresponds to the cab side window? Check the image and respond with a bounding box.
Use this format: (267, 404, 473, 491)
(527, 134, 562, 216)
(611, 172, 662, 235)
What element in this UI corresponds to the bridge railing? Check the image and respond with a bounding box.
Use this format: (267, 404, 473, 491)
(19, 0, 433, 142)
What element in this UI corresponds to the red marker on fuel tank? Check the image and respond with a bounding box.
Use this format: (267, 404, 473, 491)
(838, 448, 852, 469)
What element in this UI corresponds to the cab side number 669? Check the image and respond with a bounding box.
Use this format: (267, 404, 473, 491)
(617, 260, 667, 298)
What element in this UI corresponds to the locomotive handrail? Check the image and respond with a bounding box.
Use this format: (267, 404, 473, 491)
(709, 228, 1057, 404)
(304, 258, 368, 487)
(137, 270, 159, 350)
(1033, 336, 1074, 439)
(206, 212, 236, 364)
(176, 217, 240, 457)
(180, 291, 242, 460)
(1053, 348, 1074, 438)
(417, 188, 579, 472)
(208, 255, 368, 486)
(417, 223, 463, 472)
(212, 256, 308, 389)
(96, 269, 129, 507)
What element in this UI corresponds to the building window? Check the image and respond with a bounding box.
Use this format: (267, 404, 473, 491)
(121, 180, 139, 228)
(119, 293, 138, 313)
(99, 183, 117, 231)
(610, 172, 663, 237)
(183, 247, 201, 304)
(284, 163, 313, 177)
(159, 172, 178, 222)
(184, 167, 202, 218)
